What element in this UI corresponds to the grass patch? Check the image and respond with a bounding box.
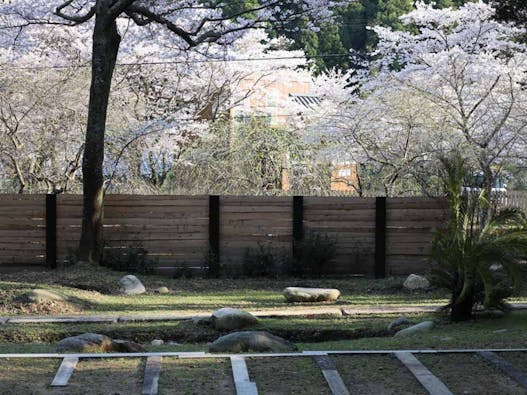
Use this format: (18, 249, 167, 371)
(498, 352, 527, 373)
(0, 311, 526, 353)
(247, 356, 331, 394)
(418, 353, 527, 394)
(297, 310, 527, 351)
(0, 265, 456, 317)
(0, 358, 62, 394)
(67, 358, 144, 394)
(158, 358, 235, 395)
(332, 354, 426, 395)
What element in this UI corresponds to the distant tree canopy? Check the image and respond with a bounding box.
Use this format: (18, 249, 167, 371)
(494, 0, 527, 24)
(493, 0, 527, 42)
(225, 0, 474, 73)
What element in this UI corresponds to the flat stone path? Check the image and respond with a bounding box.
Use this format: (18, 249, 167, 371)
(2, 303, 526, 324)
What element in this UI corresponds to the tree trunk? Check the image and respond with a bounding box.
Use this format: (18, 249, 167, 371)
(451, 293, 475, 321)
(78, 13, 121, 263)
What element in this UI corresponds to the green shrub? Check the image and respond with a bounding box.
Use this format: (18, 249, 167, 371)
(203, 249, 223, 278)
(290, 231, 337, 277)
(430, 154, 527, 321)
(101, 246, 156, 274)
(242, 243, 290, 277)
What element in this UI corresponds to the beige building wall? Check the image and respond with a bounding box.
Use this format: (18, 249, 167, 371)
(331, 163, 359, 192)
(233, 70, 313, 127)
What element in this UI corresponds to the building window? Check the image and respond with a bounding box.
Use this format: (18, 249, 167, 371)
(338, 168, 352, 177)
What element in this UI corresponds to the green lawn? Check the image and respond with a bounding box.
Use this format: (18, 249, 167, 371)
(1, 264, 527, 355)
(1, 266, 527, 394)
(0, 310, 526, 353)
(0, 264, 460, 317)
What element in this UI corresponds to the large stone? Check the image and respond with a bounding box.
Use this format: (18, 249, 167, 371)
(118, 275, 146, 295)
(209, 331, 297, 353)
(387, 316, 410, 331)
(111, 339, 145, 352)
(56, 333, 114, 353)
(56, 333, 145, 353)
(283, 287, 340, 303)
(210, 308, 259, 331)
(16, 289, 66, 304)
(394, 321, 434, 337)
(192, 316, 212, 326)
(403, 274, 430, 290)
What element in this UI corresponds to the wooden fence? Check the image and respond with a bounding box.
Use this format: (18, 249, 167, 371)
(0, 194, 449, 276)
(497, 190, 527, 212)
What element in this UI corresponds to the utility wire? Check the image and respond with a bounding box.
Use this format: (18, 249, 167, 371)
(1, 52, 352, 70)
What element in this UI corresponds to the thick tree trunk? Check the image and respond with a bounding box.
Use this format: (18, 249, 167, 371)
(451, 277, 475, 322)
(78, 13, 121, 263)
(451, 294, 474, 321)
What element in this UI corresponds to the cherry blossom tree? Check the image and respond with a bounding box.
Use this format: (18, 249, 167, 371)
(104, 29, 308, 193)
(0, 0, 343, 264)
(0, 66, 87, 193)
(371, 2, 527, 195)
(313, 1, 527, 197)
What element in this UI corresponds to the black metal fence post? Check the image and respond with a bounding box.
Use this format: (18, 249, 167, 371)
(208, 195, 220, 275)
(293, 196, 304, 261)
(46, 193, 57, 268)
(375, 196, 387, 278)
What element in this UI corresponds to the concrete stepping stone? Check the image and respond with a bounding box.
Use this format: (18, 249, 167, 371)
(51, 356, 78, 386)
(231, 356, 258, 395)
(142, 356, 162, 395)
(394, 352, 453, 395)
(478, 351, 527, 389)
(312, 354, 349, 395)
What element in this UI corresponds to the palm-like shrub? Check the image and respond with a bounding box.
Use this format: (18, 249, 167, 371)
(430, 155, 527, 321)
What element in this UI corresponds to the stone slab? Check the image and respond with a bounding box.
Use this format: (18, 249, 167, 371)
(231, 356, 258, 395)
(479, 351, 527, 389)
(51, 357, 78, 387)
(313, 355, 349, 395)
(142, 356, 162, 395)
(3, 302, 527, 325)
(322, 370, 350, 395)
(313, 355, 336, 370)
(395, 352, 453, 395)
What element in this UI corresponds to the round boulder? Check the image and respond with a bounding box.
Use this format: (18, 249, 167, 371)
(394, 321, 434, 337)
(111, 339, 145, 352)
(210, 308, 259, 331)
(153, 286, 170, 294)
(387, 316, 410, 331)
(403, 274, 430, 290)
(56, 333, 114, 353)
(283, 287, 340, 303)
(56, 333, 145, 353)
(209, 331, 297, 353)
(118, 275, 146, 295)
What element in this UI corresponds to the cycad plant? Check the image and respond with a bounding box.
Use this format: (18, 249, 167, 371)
(430, 155, 527, 321)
